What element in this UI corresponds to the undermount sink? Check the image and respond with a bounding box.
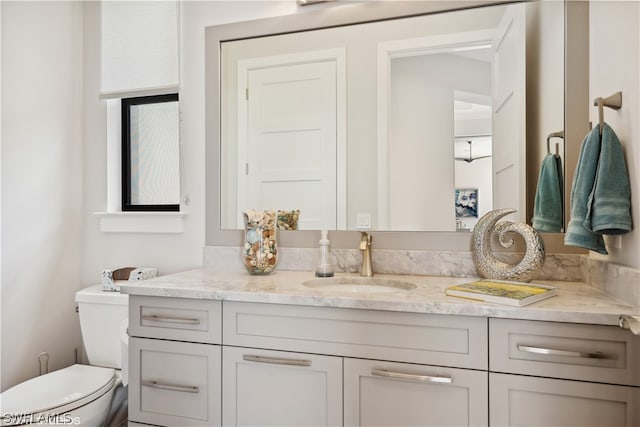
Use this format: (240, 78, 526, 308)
(302, 277, 417, 293)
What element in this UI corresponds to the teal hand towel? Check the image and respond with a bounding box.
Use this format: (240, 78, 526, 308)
(585, 123, 632, 234)
(565, 124, 607, 254)
(532, 153, 563, 232)
(565, 123, 632, 254)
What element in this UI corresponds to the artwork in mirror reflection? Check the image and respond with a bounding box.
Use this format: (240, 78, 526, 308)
(219, 1, 564, 232)
(455, 188, 479, 231)
(455, 189, 479, 218)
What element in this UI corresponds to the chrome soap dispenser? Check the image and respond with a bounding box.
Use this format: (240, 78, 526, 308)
(315, 230, 334, 277)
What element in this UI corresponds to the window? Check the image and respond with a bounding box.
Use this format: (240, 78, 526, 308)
(121, 94, 180, 211)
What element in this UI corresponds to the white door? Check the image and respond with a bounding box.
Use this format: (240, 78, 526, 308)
(344, 358, 488, 427)
(129, 337, 221, 427)
(241, 60, 338, 230)
(490, 373, 640, 426)
(222, 346, 343, 427)
(492, 4, 526, 221)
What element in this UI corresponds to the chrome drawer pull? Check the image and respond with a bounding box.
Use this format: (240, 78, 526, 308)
(243, 354, 312, 367)
(142, 380, 199, 393)
(141, 314, 201, 325)
(518, 345, 614, 360)
(371, 369, 452, 384)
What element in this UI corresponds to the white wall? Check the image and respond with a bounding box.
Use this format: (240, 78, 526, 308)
(81, 1, 306, 290)
(388, 53, 491, 231)
(589, 0, 639, 269)
(1, 1, 84, 390)
(390, 82, 453, 230)
(525, 0, 565, 223)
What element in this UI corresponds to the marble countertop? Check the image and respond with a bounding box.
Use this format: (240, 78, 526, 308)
(119, 268, 640, 326)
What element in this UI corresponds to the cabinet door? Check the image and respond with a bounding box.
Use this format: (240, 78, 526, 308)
(129, 337, 221, 427)
(490, 373, 640, 427)
(222, 346, 342, 427)
(344, 358, 488, 427)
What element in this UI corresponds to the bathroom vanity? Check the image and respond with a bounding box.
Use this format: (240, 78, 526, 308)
(123, 269, 640, 427)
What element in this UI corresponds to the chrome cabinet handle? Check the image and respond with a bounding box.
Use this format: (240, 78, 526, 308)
(371, 369, 452, 384)
(243, 354, 312, 367)
(517, 345, 614, 360)
(142, 379, 199, 393)
(141, 314, 201, 325)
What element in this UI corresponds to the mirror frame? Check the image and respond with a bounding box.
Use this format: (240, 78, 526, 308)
(206, 0, 587, 252)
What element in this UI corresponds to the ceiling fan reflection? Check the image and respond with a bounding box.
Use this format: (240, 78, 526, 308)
(455, 140, 492, 163)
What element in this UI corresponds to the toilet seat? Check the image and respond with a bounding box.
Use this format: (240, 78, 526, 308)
(0, 364, 116, 426)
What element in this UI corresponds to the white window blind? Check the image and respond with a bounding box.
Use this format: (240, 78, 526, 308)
(101, 1, 179, 98)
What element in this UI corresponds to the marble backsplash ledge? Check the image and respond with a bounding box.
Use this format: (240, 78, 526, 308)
(203, 246, 585, 282)
(584, 257, 640, 309)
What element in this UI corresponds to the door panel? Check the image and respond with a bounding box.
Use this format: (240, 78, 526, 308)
(129, 337, 221, 427)
(243, 60, 337, 229)
(344, 358, 488, 427)
(492, 3, 526, 220)
(222, 346, 342, 427)
(490, 373, 640, 427)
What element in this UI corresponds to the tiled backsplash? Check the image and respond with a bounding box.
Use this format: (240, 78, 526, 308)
(203, 246, 639, 308)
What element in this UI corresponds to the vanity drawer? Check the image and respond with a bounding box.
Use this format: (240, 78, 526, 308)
(128, 337, 221, 427)
(490, 318, 640, 386)
(223, 301, 488, 370)
(129, 296, 221, 344)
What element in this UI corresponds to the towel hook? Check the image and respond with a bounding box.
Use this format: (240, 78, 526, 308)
(597, 97, 604, 134)
(546, 130, 564, 155)
(593, 91, 622, 135)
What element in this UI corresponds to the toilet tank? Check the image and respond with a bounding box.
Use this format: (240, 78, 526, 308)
(75, 284, 128, 369)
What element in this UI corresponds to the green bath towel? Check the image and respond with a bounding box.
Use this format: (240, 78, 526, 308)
(532, 153, 563, 233)
(585, 124, 632, 234)
(565, 123, 632, 254)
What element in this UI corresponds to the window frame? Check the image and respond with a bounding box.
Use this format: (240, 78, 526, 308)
(121, 93, 180, 212)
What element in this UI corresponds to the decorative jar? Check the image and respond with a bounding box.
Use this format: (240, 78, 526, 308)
(242, 209, 278, 275)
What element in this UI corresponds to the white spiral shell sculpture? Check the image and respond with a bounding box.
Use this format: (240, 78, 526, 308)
(472, 208, 545, 282)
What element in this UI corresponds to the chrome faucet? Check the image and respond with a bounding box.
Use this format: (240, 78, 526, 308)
(359, 232, 373, 277)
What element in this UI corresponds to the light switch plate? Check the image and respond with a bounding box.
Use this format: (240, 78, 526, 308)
(356, 213, 371, 229)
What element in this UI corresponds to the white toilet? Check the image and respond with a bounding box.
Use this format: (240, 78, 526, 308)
(0, 285, 128, 427)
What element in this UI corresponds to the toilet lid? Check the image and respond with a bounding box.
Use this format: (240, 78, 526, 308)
(0, 364, 115, 422)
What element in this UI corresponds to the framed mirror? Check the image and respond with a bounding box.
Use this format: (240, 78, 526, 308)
(206, 0, 588, 250)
